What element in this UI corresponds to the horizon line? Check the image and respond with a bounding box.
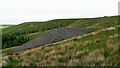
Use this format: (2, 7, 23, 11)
(0, 15, 118, 25)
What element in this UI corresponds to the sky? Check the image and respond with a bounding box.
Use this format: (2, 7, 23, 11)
(0, 0, 119, 24)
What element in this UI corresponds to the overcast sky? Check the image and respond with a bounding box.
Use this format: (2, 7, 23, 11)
(0, 0, 119, 24)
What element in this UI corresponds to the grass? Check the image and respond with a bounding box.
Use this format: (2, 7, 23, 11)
(2, 16, 119, 49)
(2, 15, 120, 66)
(3, 25, 119, 66)
(2, 16, 119, 38)
(0, 25, 13, 29)
(5, 59, 21, 66)
(2, 19, 79, 35)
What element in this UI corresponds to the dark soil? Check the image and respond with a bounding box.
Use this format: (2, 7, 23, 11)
(11, 28, 94, 52)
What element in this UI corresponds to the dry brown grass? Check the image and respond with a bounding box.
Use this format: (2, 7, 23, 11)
(106, 40, 118, 52)
(3, 26, 119, 66)
(82, 49, 104, 65)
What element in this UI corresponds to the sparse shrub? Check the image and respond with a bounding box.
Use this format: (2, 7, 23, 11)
(8, 56, 12, 60)
(27, 52, 31, 56)
(72, 38, 78, 41)
(95, 38, 101, 43)
(15, 53, 19, 55)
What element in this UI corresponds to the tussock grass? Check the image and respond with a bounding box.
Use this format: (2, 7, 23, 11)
(2, 16, 119, 66)
(2, 25, 119, 66)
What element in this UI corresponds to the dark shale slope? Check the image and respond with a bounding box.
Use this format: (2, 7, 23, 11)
(11, 28, 93, 52)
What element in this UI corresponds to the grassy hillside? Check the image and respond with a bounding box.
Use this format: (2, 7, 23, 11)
(67, 16, 118, 29)
(2, 19, 79, 49)
(2, 25, 119, 66)
(2, 16, 119, 35)
(0, 25, 13, 29)
(2, 19, 79, 35)
(2, 16, 120, 66)
(2, 16, 119, 49)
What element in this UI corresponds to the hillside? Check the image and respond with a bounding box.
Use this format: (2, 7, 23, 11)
(11, 28, 93, 52)
(2, 19, 79, 49)
(2, 25, 120, 66)
(2, 16, 118, 35)
(0, 25, 13, 29)
(2, 16, 120, 66)
(2, 16, 119, 49)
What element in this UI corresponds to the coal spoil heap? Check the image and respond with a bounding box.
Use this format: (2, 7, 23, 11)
(12, 28, 93, 52)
